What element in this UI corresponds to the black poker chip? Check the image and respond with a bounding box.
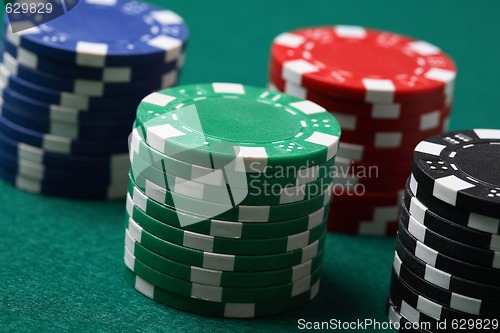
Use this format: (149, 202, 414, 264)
(394, 237, 500, 302)
(399, 207, 500, 270)
(403, 185, 500, 251)
(412, 129, 500, 218)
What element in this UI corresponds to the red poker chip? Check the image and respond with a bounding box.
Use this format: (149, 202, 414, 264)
(271, 26, 456, 103)
(337, 142, 417, 162)
(333, 173, 408, 192)
(327, 208, 398, 235)
(330, 189, 404, 207)
(334, 156, 412, 177)
(268, 70, 451, 119)
(339, 127, 444, 148)
(331, 106, 450, 132)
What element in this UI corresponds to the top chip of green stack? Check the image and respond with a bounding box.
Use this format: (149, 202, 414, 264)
(134, 83, 341, 172)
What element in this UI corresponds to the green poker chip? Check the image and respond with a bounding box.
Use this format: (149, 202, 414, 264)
(134, 83, 341, 171)
(130, 128, 337, 187)
(127, 173, 332, 222)
(124, 244, 322, 303)
(125, 206, 327, 255)
(126, 193, 330, 240)
(125, 218, 326, 272)
(123, 267, 320, 318)
(125, 230, 324, 288)
(130, 159, 334, 206)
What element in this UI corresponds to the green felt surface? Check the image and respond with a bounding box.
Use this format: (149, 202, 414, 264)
(1, 0, 500, 332)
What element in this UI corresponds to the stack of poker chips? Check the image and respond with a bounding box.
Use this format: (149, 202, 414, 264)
(123, 83, 341, 317)
(0, 0, 188, 199)
(268, 25, 456, 235)
(387, 129, 500, 331)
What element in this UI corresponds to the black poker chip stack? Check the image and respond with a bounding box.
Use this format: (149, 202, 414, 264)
(387, 129, 500, 332)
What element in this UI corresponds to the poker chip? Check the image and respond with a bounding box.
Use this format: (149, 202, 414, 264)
(130, 158, 334, 206)
(134, 83, 341, 170)
(408, 175, 500, 234)
(5, 0, 189, 67)
(386, 300, 434, 333)
(269, 26, 456, 235)
(412, 129, 500, 218)
(400, 209, 500, 269)
(0, 0, 188, 199)
(386, 129, 500, 327)
(125, 230, 325, 288)
(392, 247, 499, 316)
(126, 218, 326, 273)
(0, 85, 136, 125)
(126, 206, 327, 256)
(128, 173, 333, 223)
(2, 52, 173, 97)
(403, 188, 500, 251)
(123, 267, 320, 319)
(394, 242, 500, 302)
(122, 83, 338, 316)
(0, 100, 132, 141)
(271, 26, 456, 103)
(389, 272, 493, 321)
(126, 194, 329, 240)
(3, 37, 183, 83)
(123, 245, 323, 303)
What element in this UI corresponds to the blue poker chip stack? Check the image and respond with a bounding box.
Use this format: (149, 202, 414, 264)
(0, 0, 189, 199)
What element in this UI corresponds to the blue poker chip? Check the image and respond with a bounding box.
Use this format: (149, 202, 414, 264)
(0, 65, 149, 110)
(0, 100, 133, 141)
(5, 0, 189, 67)
(3, 36, 184, 83)
(0, 145, 128, 185)
(0, 115, 128, 156)
(0, 130, 129, 171)
(0, 85, 136, 125)
(0, 164, 127, 200)
(2, 52, 179, 97)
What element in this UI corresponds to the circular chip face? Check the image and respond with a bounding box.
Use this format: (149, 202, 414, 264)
(135, 83, 341, 171)
(6, 0, 189, 67)
(271, 26, 456, 103)
(412, 129, 500, 218)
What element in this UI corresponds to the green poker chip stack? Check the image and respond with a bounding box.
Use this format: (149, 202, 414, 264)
(124, 82, 341, 318)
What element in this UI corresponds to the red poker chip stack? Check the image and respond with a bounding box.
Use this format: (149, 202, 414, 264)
(269, 25, 456, 235)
